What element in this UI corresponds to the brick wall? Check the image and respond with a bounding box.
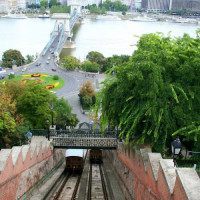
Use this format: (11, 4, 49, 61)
(104, 143, 200, 200)
(0, 137, 64, 200)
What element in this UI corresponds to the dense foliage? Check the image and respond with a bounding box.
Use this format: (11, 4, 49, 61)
(0, 80, 78, 148)
(2, 49, 25, 68)
(96, 32, 200, 153)
(81, 61, 100, 73)
(49, 0, 61, 8)
(99, 0, 128, 12)
(40, 0, 48, 8)
(60, 56, 80, 70)
(86, 0, 128, 14)
(79, 81, 96, 108)
(50, 5, 70, 14)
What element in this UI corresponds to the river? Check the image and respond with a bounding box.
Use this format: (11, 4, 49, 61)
(0, 17, 199, 61)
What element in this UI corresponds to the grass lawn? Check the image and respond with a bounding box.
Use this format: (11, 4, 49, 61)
(2, 73, 65, 91)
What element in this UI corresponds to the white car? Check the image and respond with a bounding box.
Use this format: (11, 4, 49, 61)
(21, 67, 26, 72)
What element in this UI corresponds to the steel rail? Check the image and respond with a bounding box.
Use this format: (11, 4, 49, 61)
(87, 163, 92, 200)
(99, 164, 109, 200)
(53, 173, 71, 200)
(71, 174, 82, 200)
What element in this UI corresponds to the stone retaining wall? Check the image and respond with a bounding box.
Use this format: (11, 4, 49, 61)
(0, 136, 64, 200)
(104, 143, 200, 200)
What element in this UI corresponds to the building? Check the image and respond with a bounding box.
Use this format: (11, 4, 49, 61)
(0, 0, 8, 13)
(67, 0, 102, 7)
(170, 0, 200, 13)
(17, 0, 26, 9)
(141, 0, 170, 12)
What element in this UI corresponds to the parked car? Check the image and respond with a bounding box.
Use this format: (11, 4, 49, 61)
(52, 68, 56, 71)
(0, 75, 5, 80)
(36, 62, 41, 66)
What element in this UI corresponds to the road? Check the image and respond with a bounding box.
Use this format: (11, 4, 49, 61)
(1, 34, 106, 124)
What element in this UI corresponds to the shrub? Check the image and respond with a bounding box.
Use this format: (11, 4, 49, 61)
(8, 74, 15, 79)
(82, 96, 93, 107)
(81, 61, 99, 73)
(53, 75, 59, 80)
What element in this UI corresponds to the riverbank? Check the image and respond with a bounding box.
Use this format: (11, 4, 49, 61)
(83, 12, 200, 24)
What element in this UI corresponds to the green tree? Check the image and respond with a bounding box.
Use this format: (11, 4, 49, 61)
(79, 81, 96, 108)
(82, 96, 93, 107)
(81, 61, 100, 73)
(26, 54, 35, 64)
(96, 32, 200, 153)
(40, 0, 48, 8)
(49, 0, 61, 7)
(60, 56, 80, 70)
(0, 85, 24, 149)
(86, 51, 105, 65)
(17, 82, 51, 128)
(50, 5, 70, 14)
(52, 96, 79, 128)
(103, 54, 130, 72)
(2, 49, 25, 68)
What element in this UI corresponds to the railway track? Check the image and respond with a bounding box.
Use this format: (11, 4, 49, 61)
(87, 163, 109, 200)
(43, 171, 81, 200)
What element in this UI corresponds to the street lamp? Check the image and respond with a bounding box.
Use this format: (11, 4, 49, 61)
(46, 117, 50, 140)
(50, 104, 54, 128)
(26, 129, 32, 144)
(171, 137, 182, 167)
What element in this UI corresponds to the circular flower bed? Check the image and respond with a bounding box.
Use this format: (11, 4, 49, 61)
(20, 78, 44, 84)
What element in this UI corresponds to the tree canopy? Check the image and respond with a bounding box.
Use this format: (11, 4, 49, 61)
(96, 31, 200, 153)
(40, 0, 48, 8)
(60, 56, 80, 70)
(81, 61, 100, 73)
(0, 86, 24, 149)
(17, 82, 51, 128)
(86, 51, 105, 65)
(0, 78, 79, 147)
(50, 5, 70, 14)
(2, 49, 25, 68)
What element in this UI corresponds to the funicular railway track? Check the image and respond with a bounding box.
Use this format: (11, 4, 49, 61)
(44, 171, 82, 200)
(87, 163, 109, 200)
(44, 149, 87, 200)
(53, 173, 81, 200)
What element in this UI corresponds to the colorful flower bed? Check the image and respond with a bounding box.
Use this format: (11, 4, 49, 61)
(22, 74, 49, 78)
(20, 78, 44, 84)
(1, 74, 64, 91)
(46, 82, 59, 89)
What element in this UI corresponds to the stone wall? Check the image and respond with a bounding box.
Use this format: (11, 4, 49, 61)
(0, 136, 64, 200)
(104, 143, 200, 200)
(171, 0, 200, 12)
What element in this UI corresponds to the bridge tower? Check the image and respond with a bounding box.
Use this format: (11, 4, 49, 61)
(51, 13, 71, 37)
(51, 4, 82, 54)
(70, 4, 82, 15)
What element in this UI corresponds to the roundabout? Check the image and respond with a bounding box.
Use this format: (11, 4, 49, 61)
(2, 73, 65, 91)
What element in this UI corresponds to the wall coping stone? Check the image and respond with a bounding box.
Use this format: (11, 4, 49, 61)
(21, 145, 30, 162)
(140, 148, 151, 171)
(159, 159, 176, 194)
(12, 146, 22, 165)
(176, 168, 200, 200)
(148, 153, 162, 181)
(0, 149, 12, 172)
(117, 142, 200, 199)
